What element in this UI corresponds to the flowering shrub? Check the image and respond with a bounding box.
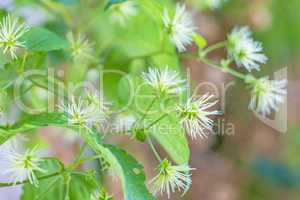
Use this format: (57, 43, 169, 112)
(0, 0, 287, 200)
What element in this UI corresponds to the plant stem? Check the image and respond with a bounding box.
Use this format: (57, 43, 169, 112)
(145, 112, 169, 130)
(133, 97, 157, 128)
(0, 171, 62, 187)
(198, 56, 246, 80)
(0, 154, 99, 188)
(148, 137, 162, 162)
(181, 42, 247, 81)
(202, 41, 226, 56)
(69, 143, 87, 170)
(68, 155, 101, 169)
(29, 77, 69, 101)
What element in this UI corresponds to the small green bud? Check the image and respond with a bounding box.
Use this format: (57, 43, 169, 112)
(132, 128, 147, 142)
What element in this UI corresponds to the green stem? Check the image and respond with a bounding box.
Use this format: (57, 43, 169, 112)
(148, 137, 162, 162)
(69, 143, 87, 170)
(0, 154, 99, 188)
(68, 155, 101, 170)
(198, 57, 246, 80)
(201, 41, 226, 56)
(133, 97, 157, 128)
(181, 42, 247, 81)
(145, 112, 169, 130)
(29, 77, 69, 101)
(0, 171, 62, 187)
(19, 52, 28, 74)
(64, 174, 71, 200)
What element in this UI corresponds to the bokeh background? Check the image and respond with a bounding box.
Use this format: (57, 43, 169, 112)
(0, 0, 300, 199)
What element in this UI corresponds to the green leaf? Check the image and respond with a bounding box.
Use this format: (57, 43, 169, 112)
(22, 27, 69, 52)
(0, 112, 155, 200)
(95, 144, 156, 200)
(10, 112, 68, 132)
(150, 113, 190, 164)
(0, 112, 67, 145)
(21, 160, 98, 200)
(21, 160, 64, 200)
(0, 65, 18, 89)
(193, 33, 207, 49)
(118, 69, 190, 164)
(0, 52, 9, 69)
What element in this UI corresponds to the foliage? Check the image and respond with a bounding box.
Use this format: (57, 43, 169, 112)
(0, 0, 288, 199)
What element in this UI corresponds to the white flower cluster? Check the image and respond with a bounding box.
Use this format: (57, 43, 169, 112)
(150, 159, 193, 199)
(142, 66, 219, 140)
(142, 66, 186, 97)
(0, 15, 28, 59)
(141, 66, 220, 197)
(67, 32, 94, 62)
(58, 90, 109, 129)
(162, 3, 196, 52)
(226, 26, 287, 117)
(0, 141, 44, 187)
(248, 77, 287, 117)
(227, 26, 268, 72)
(177, 94, 220, 139)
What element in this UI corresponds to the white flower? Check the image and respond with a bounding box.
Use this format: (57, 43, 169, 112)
(227, 26, 267, 71)
(142, 67, 186, 96)
(227, 26, 252, 49)
(163, 3, 196, 52)
(248, 77, 287, 117)
(1, 147, 45, 186)
(0, 15, 28, 59)
(177, 94, 219, 139)
(67, 32, 94, 62)
(110, 1, 138, 26)
(150, 159, 193, 199)
(58, 95, 107, 129)
(234, 39, 267, 71)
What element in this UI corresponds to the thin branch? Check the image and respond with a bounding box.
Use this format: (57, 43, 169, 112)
(148, 136, 162, 162)
(0, 171, 62, 187)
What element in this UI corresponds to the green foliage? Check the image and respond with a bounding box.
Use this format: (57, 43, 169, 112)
(102, 145, 156, 200)
(117, 72, 190, 164)
(0, 112, 155, 200)
(0, 64, 18, 89)
(150, 114, 190, 164)
(21, 160, 98, 200)
(0, 0, 290, 199)
(22, 27, 69, 52)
